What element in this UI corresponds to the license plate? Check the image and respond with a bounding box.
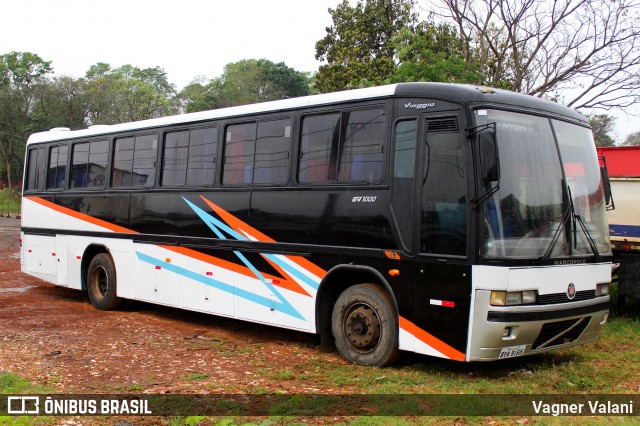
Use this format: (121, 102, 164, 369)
(498, 345, 526, 359)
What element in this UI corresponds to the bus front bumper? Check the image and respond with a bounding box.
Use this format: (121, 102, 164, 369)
(467, 290, 609, 361)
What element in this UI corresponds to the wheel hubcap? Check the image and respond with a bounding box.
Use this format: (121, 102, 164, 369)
(91, 266, 108, 300)
(344, 304, 381, 352)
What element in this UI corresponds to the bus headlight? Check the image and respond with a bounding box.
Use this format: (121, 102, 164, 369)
(490, 290, 538, 306)
(596, 283, 609, 297)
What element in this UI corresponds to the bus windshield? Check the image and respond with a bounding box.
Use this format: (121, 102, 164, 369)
(475, 109, 611, 259)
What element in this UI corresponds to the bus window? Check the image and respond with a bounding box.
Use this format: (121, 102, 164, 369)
(299, 113, 341, 183)
(392, 119, 418, 250)
(223, 122, 257, 185)
(113, 135, 157, 188)
(186, 127, 217, 186)
(25, 147, 46, 191)
(162, 131, 189, 186)
(132, 135, 157, 187)
(70, 140, 108, 189)
(88, 140, 108, 188)
(338, 109, 385, 182)
(46, 145, 68, 190)
(254, 119, 291, 184)
(71, 142, 90, 188)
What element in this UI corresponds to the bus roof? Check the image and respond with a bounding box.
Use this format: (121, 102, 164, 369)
(26, 82, 587, 145)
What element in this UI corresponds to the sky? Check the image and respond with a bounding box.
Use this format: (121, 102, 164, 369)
(2, 0, 638, 141)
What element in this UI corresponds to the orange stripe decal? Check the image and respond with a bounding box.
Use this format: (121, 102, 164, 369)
(161, 245, 311, 297)
(25, 196, 137, 234)
(399, 316, 466, 361)
(200, 195, 326, 280)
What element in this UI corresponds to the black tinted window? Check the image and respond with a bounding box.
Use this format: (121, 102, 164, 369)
(162, 127, 217, 187)
(299, 108, 385, 183)
(223, 123, 257, 185)
(338, 109, 385, 182)
(71, 140, 108, 189)
(299, 113, 340, 183)
(26, 147, 46, 191)
(46, 145, 68, 190)
(187, 127, 217, 186)
(254, 119, 291, 184)
(162, 131, 189, 186)
(112, 134, 157, 187)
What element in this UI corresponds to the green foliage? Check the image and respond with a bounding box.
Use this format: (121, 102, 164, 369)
(179, 59, 310, 112)
(589, 114, 617, 147)
(84, 63, 175, 124)
(0, 51, 53, 188)
(314, 0, 417, 92)
(622, 130, 640, 146)
(390, 23, 481, 84)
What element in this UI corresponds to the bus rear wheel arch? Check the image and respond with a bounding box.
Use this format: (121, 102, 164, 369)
(331, 283, 400, 367)
(86, 252, 123, 311)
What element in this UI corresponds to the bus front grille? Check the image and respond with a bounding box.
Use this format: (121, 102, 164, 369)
(538, 290, 596, 305)
(532, 317, 591, 350)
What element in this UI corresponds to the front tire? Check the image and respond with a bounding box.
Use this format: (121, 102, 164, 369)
(87, 253, 123, 310)
(331, 284, 400, 367)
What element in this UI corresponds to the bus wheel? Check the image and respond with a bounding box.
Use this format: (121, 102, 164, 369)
(87, 253, 122, 310)
(331, 284, 400, 367)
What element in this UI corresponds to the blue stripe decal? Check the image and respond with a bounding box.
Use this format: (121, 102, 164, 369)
(135, 252, 305, 320)
(610, 224, 640, 239)
(177, 197, 305, 320)
(261, 253, 320, 290)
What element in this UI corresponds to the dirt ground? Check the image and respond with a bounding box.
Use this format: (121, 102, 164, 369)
(0, 216, 352, 398)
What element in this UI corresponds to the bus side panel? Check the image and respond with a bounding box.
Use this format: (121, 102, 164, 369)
(397, 262, 472, 361)
(22, 233, 57, 284)
(250, 188, 397, 249)
(177, 246, 236, 318)
(133, 242, 180, 307)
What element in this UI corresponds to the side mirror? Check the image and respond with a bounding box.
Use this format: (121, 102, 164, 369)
(479, 131, 500, 181)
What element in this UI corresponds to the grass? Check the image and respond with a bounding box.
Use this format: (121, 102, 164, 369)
(1, 288, 638, 425)
(0, 189, 20, 216)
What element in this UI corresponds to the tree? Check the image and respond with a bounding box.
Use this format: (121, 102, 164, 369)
(179, 59, 310, 112)
(0, 51, 52, 188)
(429, 0, 640, 110)
(390, 22, 481, 84)
(589, 114, 617, 147)
(314, 0, 417, 92)
(84, 63, 175, 124)
(622, 131, 640, 146)
(30, 76, 89, 131)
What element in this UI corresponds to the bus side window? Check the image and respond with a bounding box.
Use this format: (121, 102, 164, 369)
(299, 113, 341, 183)
(71, 142, 90, 188)
(162, 131, 189, 186)
(87, 140, 108, 188)
(254, 119, 291, 185)
(223, 123, 257, 185)
(132, 135, 157, 188)
(187, 127, 217, 186)
(46, 145, 68, 190)
(338, 109, 385, 182)
(391, 119, 418, 250)
(26, 147, 46, 191)
(113, 135, 157, 188)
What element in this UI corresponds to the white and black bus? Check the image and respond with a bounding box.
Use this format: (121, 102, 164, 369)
(21, 83, 612, 366)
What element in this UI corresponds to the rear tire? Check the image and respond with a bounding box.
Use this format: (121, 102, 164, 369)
(331, 284, 400, 367)
(87, 253, 123, 310)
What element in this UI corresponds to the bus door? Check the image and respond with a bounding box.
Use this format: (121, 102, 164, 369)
(412, 112, 472, 359)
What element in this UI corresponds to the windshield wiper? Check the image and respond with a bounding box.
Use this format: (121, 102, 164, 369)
(541, 183, 600, 262)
